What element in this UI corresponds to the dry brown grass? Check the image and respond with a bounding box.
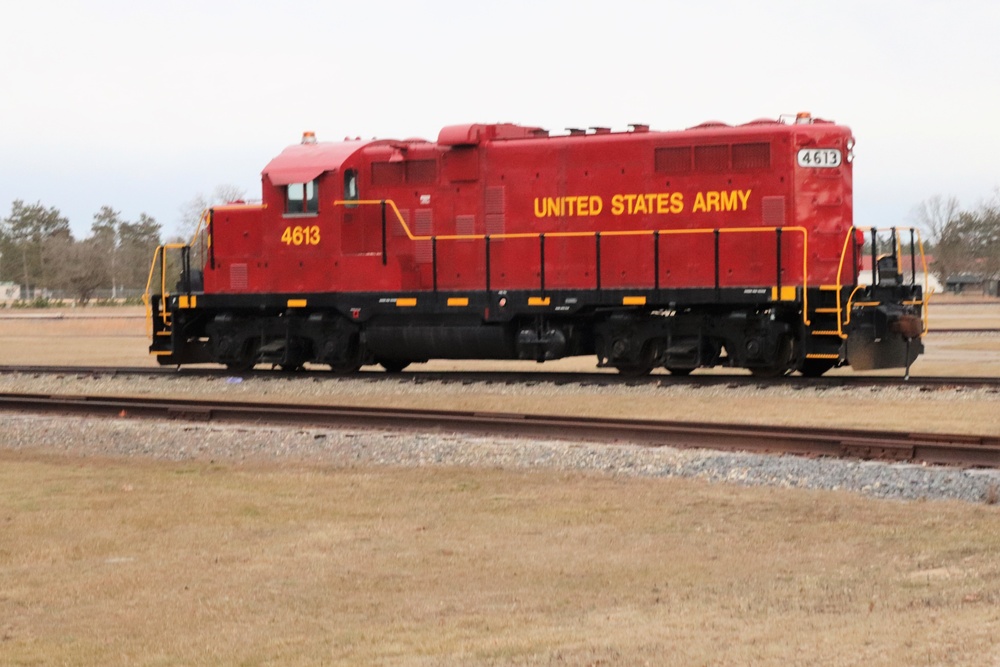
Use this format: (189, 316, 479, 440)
(2, 304, 1000, 664)
(2, 451, 1000, 666)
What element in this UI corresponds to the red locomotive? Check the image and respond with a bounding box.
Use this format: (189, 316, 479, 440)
(146, 113, 927, 376)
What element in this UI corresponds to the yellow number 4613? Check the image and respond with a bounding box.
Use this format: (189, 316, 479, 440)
(281, 225, 321, 246)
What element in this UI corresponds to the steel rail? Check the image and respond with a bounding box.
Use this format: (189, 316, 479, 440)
(0, 392, 997, 468)
(0, 364, 998, 390)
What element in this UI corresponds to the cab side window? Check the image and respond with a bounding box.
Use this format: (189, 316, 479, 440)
(343, 169, 358, 207)
(286, 180, 318, 215)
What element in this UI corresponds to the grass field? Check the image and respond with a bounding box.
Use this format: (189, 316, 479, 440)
(2, 452, 999, 666)
(1, 300, 999, 665)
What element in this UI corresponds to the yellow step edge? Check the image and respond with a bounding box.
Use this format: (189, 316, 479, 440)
(814, 307, 841, 314)
(806, 353, 840, 359)
(810, 330, 840, 336)
(770, 286, 797, 301)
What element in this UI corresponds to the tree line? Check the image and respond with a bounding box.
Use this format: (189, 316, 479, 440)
(913, 192, 1000, 283)
(0, 187, 244, 306)
(0, 201, 162, 305)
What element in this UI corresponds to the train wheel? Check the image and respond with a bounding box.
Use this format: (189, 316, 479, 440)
(614, 364, 653, 377)
(224, 343, 257, 372)
(328, 361, 362, 374)
(665, 367, 693, 376)
(749, 336, 795, 378)
(323, 332, 364, 374)
(798, 359, 836, 377)
(378, 360, 410, 373)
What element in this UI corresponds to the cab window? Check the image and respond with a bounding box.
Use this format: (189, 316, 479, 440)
(343, 169, 358, 207)
(286, 180, 318, 215)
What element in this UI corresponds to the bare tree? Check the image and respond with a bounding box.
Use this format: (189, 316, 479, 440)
(42, 233, 108, 305)
(933, 199, 1000, 282)
(176, 184, 247, 242)
(910, 195, 960, 247)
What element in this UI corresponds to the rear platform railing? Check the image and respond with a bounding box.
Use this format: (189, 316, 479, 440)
(833, 226, 929, 338)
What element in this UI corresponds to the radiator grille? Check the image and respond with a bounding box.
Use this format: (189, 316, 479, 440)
(406, 160, 437, 184)
(485, 186, 506, 214)
(732, 142, 771, 170)
(456, 214, 476, 236)
(694, 144, 729, 171)
(762, 196, 786, 226)
(229, 263, 248, 290)
(414, 209, 433, 263)
(654, 146, 692, 173)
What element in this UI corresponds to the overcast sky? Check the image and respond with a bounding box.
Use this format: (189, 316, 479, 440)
(2, 0, 999, 239)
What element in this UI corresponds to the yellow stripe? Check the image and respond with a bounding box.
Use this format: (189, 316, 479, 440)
(622, 296, 646, 306)
(806, 353, 840, 359)
(528, 297, 551, 306)
(771, 286, 797, 301)
(447, 297, 469, 307)
(287, 299, 307, 308)
(151, 350, 174, 356)
(396, 298, 417, 307)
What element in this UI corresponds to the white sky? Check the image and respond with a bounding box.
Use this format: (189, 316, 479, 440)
(2, 0, 998, 239)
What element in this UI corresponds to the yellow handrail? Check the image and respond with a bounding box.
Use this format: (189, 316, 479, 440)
(833, 226, 929, 338)
(334, 199, 811, 325)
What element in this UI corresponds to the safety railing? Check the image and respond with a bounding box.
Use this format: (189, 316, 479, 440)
(335, 199, 812, 325)
(833, 225, 930, 338)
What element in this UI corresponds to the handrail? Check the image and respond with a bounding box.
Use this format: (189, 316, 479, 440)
(334, 199, 811, 324)
(833, 226, 929, 338)
(143, 242, 192, 330)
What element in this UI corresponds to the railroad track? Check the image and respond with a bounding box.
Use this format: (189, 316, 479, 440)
(0, 364, 998, 391)
(0, 391, 997, 469)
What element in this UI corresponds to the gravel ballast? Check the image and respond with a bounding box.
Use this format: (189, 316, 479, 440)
(2, 371, 998, 504)
(3, 409, 998, 505)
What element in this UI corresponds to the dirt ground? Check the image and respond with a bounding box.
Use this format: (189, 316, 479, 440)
(1, 298, 999, 665)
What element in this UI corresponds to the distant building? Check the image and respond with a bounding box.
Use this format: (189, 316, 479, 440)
(943, 273, 999, 296)
(0, 282, 20, 304)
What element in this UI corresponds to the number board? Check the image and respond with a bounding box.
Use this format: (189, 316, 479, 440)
(796, 148, 842, 168)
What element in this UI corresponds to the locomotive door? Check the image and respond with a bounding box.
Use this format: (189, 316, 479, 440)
(340, 168, 382, 255)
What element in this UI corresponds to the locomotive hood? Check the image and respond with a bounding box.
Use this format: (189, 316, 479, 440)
(262, 139, 375, 185)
